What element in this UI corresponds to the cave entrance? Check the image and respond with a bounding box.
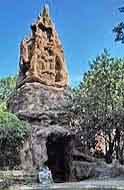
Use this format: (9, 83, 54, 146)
(46, 134, 70, 183)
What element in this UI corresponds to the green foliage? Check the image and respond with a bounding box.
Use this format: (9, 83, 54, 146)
(68, 50, 124, 163)
(113, 7, 124, 43)
(78, 49, 124, 113)
(0, 110, 30, 169)
(0, 102, 7, 112)
(0, 76, 17, 103)
(0, 75, 30, 169)
(0, 110, 30, 146)
(0, 76, 17, 113)
(113, 22, 124, 43)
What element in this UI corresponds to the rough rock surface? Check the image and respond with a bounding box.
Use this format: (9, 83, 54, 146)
(70, 160, 124, 181)
(8, 82, 70, 122)
(7, 4, 74, 182)
(18, 4, 68, 89)
(8, 82, 74, 182)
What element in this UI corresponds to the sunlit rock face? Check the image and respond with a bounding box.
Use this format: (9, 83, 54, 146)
(8, 5, 74, 183)
(18, 4, 68, 89)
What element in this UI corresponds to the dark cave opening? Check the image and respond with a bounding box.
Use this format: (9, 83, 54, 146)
(46, 134, 70, 183)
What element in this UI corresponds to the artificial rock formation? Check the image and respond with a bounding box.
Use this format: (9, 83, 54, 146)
(8, 5, 74, 182)
(7, 4, 123, 183)
(18, 4, 68, 89)
(8, 81, 74, 182)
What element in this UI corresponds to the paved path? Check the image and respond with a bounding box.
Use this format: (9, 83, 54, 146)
(8, 179, 124, 190)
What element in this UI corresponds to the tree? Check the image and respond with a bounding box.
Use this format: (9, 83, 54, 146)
(0, 76, 17, 102)
(0, 76, 17, 111)
(0, 109, 30, 169)
(79, 49, 124, 112)
(0, 75, 31, 169)
(113, 7, 124, 43)
(67, 50, 124, 163)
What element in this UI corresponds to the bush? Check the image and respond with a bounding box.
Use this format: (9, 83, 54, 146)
(0, 76, 17, 102)
(0, 110, 30, 169)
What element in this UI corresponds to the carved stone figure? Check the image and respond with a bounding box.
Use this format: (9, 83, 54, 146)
(17, 4, 68, 89)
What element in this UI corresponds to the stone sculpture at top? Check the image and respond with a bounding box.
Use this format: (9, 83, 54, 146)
(18, 4, 68, 89)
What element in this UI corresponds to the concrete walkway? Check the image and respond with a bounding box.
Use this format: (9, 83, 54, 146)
(8, 179, 124, 190)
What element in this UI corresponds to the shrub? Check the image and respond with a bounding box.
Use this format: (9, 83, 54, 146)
(0, 110, 30, 169)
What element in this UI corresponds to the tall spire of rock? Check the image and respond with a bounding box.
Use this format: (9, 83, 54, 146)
(38, 4, 51, 25)
(42, 4, 50, 17)
(18, 4, 68, 89)
(8, 4, 72, 175)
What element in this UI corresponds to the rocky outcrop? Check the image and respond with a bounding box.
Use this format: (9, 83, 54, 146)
(70, 160, 124, 181)
(8, 82, 74, 182)
(18, 4, 68, 89)
(7, 4, 74, 183)
(8, 82, 70, 122)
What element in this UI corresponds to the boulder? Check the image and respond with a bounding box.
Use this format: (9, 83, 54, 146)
(70, 159, 124, 181)
(8, 82, 71, 122)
